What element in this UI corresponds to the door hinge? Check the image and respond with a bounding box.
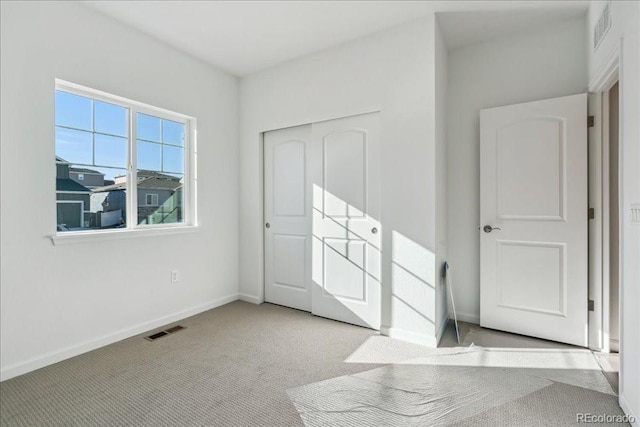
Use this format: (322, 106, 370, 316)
(588, 116, 595, 128)
(588, 299, 595, 311)
(588, 208, 595, 220)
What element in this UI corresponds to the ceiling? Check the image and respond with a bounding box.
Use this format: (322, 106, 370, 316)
(84, 1, 589, 76)
(438, 7, 588, 50)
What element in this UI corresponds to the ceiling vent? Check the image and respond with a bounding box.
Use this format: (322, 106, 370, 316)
(631, 204, 640, 225)
(594, 2, 611, 50)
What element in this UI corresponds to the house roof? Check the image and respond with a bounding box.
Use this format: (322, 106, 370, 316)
(139, 177, 182, 191)
(56, 178, 91, 193)
(69, 167, 104, 175)
(92, 181, 126, 193)
(113, 170, 179, 181)
(92, 172, 182, 193)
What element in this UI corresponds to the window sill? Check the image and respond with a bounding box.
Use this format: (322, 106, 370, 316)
(50, 225, 199, 246)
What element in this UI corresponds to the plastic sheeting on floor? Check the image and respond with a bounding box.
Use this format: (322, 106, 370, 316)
(288, 363, 616, 426)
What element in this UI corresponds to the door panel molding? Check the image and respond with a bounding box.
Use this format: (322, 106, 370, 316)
(263, 113, 381, 330)
(480, 93, 588, 347)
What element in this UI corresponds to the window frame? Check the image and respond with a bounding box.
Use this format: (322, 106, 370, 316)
(53, 79, 197, 242)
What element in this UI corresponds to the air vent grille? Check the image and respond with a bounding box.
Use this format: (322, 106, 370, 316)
(165, 325, 185, 334)
(631, 204, 640, 225)
(594, 2, 611, 50)
(145, 325, 186, 341)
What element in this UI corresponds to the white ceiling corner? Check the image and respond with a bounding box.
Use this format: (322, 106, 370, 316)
(83, 1, 590, 76)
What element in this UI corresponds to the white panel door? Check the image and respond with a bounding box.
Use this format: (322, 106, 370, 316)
(480, 94, 588, 346)
(310, 113, 381, 329)
(264, 125, 312, 311)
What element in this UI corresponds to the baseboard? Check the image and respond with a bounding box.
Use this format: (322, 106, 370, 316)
(619, 392, 639, 427)
(238, 293, 262, 305)
(451, 311, 480, 325)
(380, 326, 438, 348)
(610, 339, 620, 353)
(436, 313, 449, 345)
(0, 293, 239, 382)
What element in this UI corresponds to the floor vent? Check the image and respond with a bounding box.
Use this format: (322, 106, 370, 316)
(164, 325, 185, 334)
(145, 325, 186, 341)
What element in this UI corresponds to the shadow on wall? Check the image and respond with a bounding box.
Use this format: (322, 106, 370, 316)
(309, 184, 436, 333)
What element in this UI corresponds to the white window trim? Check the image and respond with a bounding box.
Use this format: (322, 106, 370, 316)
(52, 79, 198, 244)
(51, 225, 200, 246)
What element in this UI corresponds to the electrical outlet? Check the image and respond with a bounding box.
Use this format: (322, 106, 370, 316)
(171, 270, 179, 283)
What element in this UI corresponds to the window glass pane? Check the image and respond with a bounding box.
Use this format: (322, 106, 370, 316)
(162, 120, 185, 146)
(137, 113, 161, 142)
(137, 141, 162, 171)
(55, 86, 192, 233)
(95, 134, 127, 168)
(137, 173, 184, 226)
(95, 101, 127, 136)
(163, 145, 184, 174)
(57, 163, 127, 231)
(55, 91, 92, 131)
(55, 128, 92, 164)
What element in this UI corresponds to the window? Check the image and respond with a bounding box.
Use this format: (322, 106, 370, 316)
(145, 193, 159, 206)
(54, 80, 195, 234)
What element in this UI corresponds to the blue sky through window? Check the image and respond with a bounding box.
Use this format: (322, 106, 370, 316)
(55, 90, 185, 182)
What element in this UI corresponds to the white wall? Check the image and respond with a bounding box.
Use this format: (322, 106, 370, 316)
(434, 17, 449, 342)
(446, 17, 588, 323)
(0, 1, 239, 380)
(239, 16, 444, 346)
(587, 1, 640, 423)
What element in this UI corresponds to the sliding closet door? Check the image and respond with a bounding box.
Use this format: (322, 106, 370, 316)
(263, 113, 381, 330)
(264, 125, 312, 311)
(310, 113, 381, 329)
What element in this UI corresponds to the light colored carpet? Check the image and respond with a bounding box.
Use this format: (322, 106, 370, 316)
(0, 301, 381, 427)
(0, 303, 627, 426)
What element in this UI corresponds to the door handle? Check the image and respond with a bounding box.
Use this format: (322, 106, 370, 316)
(265, 223, 270, 229)
(483, 225, 501, 233)
(371, 227, 378, 234)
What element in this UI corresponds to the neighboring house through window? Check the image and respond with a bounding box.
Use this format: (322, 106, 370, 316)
(55, 80, 195, 233)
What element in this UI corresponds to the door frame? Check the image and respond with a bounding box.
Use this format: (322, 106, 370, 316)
(587, 42, 621, 353)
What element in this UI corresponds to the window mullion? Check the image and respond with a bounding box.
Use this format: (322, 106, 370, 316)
(185, 121, 192, 226)
(160, 120, 164, 173)
(91, 100, 96, 165)
(128, 108, 137, 231)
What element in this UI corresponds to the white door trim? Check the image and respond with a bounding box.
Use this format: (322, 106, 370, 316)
(587, 40, 621, 353)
